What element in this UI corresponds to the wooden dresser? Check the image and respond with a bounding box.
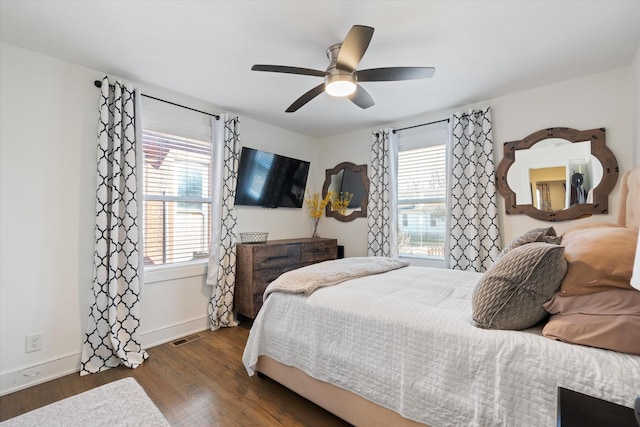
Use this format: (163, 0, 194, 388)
(234, 237, 338, 318)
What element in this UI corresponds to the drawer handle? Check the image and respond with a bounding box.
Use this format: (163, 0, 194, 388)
(265, 255, 290, 261)
(313, 250, 331, 256)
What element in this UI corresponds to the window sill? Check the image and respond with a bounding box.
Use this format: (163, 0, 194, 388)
(144, 260, 209, 284)
(400, 255, 445, 268)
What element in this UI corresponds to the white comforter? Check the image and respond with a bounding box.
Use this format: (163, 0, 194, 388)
(242, 266, 640, 427)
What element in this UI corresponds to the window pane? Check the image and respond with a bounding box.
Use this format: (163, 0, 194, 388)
(142, 129, 212, 267)
(397, 143, 446, 259)
(143, 200, 211, 266)
(398, 202, 445, 258)
(177, 167, 204, 210)
(142, 130, 211, 199)
(398, 145, 446, 202)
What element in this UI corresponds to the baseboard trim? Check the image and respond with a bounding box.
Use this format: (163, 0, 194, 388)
(0, 353, 80, 396)
(0, 316, 210, 396)
(141, 316, 209, 349)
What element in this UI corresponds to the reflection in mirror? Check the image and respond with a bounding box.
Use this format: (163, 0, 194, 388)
(327, 170, 351, 215)
(322, 162, 369, 222)
(497, 128, 618, 221)
(530, 167, 566, 211)
(507, 139, 603, 208)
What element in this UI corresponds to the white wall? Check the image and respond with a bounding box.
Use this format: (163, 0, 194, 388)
(314, 128, 372, 257)
(492, 67, 633, 241)
(320, 67, 635, 255)
(1, 42, 98, 394)
(0, 42, 318, 394)
(235, 118, 323, 240)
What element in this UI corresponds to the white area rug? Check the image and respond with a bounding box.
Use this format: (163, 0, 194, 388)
(0, 377, 170, 426)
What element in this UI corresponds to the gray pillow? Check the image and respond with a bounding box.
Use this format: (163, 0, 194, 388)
(496, 227, 557, 260)
(472, 242, 567, 330)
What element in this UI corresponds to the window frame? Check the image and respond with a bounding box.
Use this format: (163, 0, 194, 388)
(140, 98, 215, 282)
(396, 121, 450, 268)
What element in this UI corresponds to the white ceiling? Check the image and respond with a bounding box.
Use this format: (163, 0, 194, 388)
(1, 1, 639, 138)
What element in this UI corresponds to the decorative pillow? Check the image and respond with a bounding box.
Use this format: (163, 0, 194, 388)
(496, 227, 557, 261)
(542, 289, 640, 355)
(558, 225, 637, 296)
(473, 242, 567, 330)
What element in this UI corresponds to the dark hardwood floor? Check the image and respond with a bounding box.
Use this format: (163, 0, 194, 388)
(0, 322, 351, 426)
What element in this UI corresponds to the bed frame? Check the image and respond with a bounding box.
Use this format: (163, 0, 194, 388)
(256, 166, 640, 427)
(256, 356, 427, 427)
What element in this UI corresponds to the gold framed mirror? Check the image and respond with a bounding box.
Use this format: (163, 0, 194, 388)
(496, 127, 618, 221)
(322, 162, 369, 222)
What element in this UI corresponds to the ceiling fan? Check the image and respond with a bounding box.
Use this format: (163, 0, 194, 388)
(251, 25, 435, 112)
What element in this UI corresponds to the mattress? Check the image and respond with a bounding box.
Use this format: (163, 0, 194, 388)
(243, 266, 640, 427)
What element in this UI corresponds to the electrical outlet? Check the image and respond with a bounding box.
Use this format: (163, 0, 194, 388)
(25, 333, 43, 353)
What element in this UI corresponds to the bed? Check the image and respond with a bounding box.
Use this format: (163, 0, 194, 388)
(242, 168, 640, 427)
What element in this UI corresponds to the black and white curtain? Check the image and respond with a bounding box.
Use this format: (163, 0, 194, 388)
(207, 114, 240, 330)
(448, 107, 500, 272)
(81, 77, 148, 375)
(367, 129, 399, 257)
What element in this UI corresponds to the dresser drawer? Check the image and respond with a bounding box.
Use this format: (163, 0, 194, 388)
(301, 240, 338, 263)
(252, 267, 289, 292)
(252, 244, 301, 269)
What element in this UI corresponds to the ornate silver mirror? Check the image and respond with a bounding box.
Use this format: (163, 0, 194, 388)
(496, 127, 618, 221)
(322, 162, 369, 222)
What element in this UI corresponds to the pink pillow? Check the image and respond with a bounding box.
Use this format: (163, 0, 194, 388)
(542, 289, 640, 355)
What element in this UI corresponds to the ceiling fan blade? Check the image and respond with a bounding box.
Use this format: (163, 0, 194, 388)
(286, 83, 326, 113)
(349, 85, 375, 109)
(356, 67, 436, 82)
(336, 25, 374, 72)
(252, 64, 325, 77)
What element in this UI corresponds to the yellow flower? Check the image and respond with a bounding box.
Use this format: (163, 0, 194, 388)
(330, 191, 353, 215)
(305, 191, 333, 238)
(305, 191, 333, 219)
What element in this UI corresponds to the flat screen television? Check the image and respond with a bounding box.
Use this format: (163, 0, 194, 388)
(234, 147, 310, 208)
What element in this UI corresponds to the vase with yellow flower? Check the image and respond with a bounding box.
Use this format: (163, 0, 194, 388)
(305, 191, 333, 238)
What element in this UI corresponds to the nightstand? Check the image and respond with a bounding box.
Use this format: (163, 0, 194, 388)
(557, 387, 638, 427)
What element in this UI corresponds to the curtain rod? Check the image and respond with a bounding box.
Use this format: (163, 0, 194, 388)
(392, 118, 450, 134)
(93, 80, 220, 120)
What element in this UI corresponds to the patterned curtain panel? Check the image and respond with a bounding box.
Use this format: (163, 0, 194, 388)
(207, 114, 240, 330)
(448, 107, 500, 272)
(81, 77, 148, 375)
(367, 129, 399, 258)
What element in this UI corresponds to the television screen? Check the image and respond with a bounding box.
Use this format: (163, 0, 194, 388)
(234, 147, 310, 208)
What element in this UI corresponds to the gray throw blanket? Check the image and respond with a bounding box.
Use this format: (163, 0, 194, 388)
(263, 256, 409, 299)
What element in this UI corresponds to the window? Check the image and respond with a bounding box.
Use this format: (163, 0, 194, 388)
(397, 121, 449, 260)
(141, 100, 213, 268)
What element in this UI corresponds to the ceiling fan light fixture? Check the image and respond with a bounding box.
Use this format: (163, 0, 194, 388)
(325, 74, 357, 97)
(251, 25, 435, 112)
